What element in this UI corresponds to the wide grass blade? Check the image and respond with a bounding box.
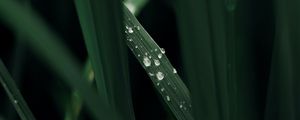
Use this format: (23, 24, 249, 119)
(75, 0, 136, 120)
(0, 60, 36, 120)
(123, 6, 194, 120)
(0, 0, 117, 119)
(265, 0, 300, 119)
(74, 0, 108, 104)
(173, 1, 221, 120)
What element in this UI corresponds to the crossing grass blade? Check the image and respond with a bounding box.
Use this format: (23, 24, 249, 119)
(0, 0, 118, 119)
(123, 6, 194, 120)
(0, 59, 36, 120)
(75, 0, 136, 120)
(173, 0, 221, 119)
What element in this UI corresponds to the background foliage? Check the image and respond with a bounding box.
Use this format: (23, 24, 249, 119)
(0, 0, 299, 120)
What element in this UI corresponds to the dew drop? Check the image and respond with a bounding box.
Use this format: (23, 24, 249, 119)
(154, 59, 160, 66)
(136, 26, 141, 30)
(145, 52, 148, 56)
(173, 68, 177, 74)
(135, 46, 138, 49)
(14, 100, 18, 104)
(155, 49, 158, 51)
(149, 72, 154, 76)
(180, 104, 183, 108)
(166, 96, 171, 101)
(156, 83, 160, 86)
(161, 48, 165, 54)
(161, 88, 165, 92)
(158, 53, 162, 59)
(156, 72, 164, 80)
(143, 57, 151, 67)
(137, 54, 141, 57)
(149, 56, 152, 59)
(128, 27, 134, 33)
(128, 38, 133, 42)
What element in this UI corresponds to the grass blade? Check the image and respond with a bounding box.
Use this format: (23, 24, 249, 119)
(174, 1, 220, 120)
(123, 6, 194, 120)
(75, 0, 136, 120)
(0, 59, 36, 120)
(0, 0, 117, 119)
(74, 0, 108, 104)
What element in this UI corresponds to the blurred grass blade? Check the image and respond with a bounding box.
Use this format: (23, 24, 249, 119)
(174, 0, 222, 120)
(64, 60, 92, 120)
(74, 0, 108, 104)
(124, 0, 149, 15)
(0, 0, 117, 119)
(0, 59, 36, 120)
(265, 0, 300, 119)
(75, 0, 135, 120)
(123, 6, 194, 120)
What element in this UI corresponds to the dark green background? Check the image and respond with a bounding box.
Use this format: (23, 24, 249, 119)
(0, 0, 299, 120)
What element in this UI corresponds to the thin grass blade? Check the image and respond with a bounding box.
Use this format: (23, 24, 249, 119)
(75, 0, 136, 120)
(0, 0, 117, 119)
(0, 59, 36, 120)
(123, 6, 194, 120)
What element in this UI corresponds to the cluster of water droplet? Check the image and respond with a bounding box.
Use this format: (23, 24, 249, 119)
(124, 20, 192, 111)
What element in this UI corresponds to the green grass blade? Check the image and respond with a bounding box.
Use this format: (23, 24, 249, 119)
(75, 0, 135, 120)
(0, 1, 117, 119)
(74, 0, 108, 104)
(265, 0, 300, 119)
(124, 0, 149, 15)
(174, 0, 221, 120)
(0, 59, 36, 120)
(123, 6, 194, 120)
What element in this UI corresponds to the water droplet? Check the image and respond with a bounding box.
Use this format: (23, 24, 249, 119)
(137, 54, 141, 57)
(136, 26, 140, 30)
(14, 100, 18, 104)
(143, 57, 151, 67)
(154, 59, 160, 66)
(161, 48, 165, 54)
(145, 52, 148, 56)
(128, 38, 133, 42)
(155, 49, 158, 51)
(173, 68, 177, 73)
(149, 72, 154, 76)
(128, 27, 134, 33)
(149, 56, 152, 59)
(161, 88, 165, 92)
(156, 83, 160, 86)
(156, 72, 164, 80)
(158, 53, 162, 59)
(180, 104, 183, 108)
(135, 46, 138, 49)
(166, 96, 171, 101)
